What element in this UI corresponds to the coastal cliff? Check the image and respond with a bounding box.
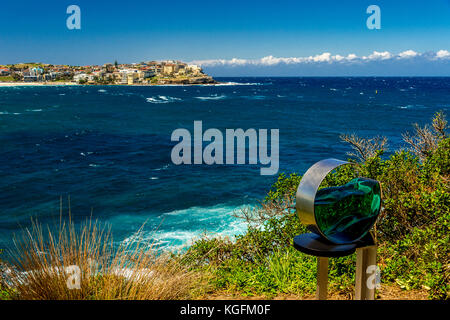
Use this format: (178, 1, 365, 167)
(156, 75, 217, 85)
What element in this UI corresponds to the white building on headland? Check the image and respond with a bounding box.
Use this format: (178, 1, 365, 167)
(187, 64, 202, 75)
(73, 73, 91, 83)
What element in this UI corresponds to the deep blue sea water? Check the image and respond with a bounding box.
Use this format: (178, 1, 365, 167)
(0, 77, 449, 252)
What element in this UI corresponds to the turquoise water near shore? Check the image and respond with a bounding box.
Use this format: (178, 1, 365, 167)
(0, 77, 448, 252)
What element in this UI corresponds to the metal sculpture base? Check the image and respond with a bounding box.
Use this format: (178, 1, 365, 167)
(293, 232, 376, 300)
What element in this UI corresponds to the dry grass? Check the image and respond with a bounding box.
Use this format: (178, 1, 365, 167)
(2, 216, 208, 300)
(402, 110, 448, 160)
(233, 194, 295, 228)
(339, 134, 388, 162)
(203, 283, 429, 300)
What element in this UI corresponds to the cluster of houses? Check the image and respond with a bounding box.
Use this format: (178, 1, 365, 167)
(73, 61, 204, 85)
(0, 61, 205, 85)
(0, 67, 11, 76)
(0, 65, 75, 82)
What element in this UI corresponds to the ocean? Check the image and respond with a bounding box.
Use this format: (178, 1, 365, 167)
(0, 77, 449, 252)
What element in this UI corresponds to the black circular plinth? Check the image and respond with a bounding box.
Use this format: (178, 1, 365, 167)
(293, 232, 375, 258)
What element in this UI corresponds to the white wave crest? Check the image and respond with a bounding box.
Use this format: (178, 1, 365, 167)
(116, 204, 251, 252)
(194, 94, 227, 100)
(146, 96, 182, 104)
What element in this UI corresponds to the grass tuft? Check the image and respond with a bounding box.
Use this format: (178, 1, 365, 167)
(2, 217, 207, 300)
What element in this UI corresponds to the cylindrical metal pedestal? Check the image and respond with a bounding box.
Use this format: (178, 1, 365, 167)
(355, 245, 377, 300)
(316, 257, 329, 300)
(293, 232, 377, 300)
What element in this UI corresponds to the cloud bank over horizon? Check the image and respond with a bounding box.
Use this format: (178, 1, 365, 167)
(192, 50, 450, 76)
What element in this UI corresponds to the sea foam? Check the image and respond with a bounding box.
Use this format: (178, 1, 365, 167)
(116, 204, 250, 252)
(146, 96, 182, 104)
(194, 94, 227, 100)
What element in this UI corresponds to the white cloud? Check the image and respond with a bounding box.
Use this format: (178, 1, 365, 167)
(436, 50, 450, 59)
(191, 50, 449, 67)
(228, 58, 248, 65)
(398, 50, 419, 59)
(260, 56, 289, 65)
(363, 51, 393, 60)
(312, 52, 331, 62)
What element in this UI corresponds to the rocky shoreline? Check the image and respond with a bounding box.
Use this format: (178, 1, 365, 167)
(0, 76, 219, 87)
(156, 75, 217, 85)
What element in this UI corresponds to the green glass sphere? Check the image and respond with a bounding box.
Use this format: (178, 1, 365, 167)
(314, 178, 381, 244)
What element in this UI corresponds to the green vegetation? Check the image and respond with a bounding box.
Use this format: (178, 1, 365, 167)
(150, 76, 158, 84)
(7, 63, 44, 70)
(183, 111, 449, 299)
(0, 249, 13, 299)
(0, 75, 15, 82)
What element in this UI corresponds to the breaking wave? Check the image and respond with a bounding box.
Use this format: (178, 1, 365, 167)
(116, 203, 250, 252)
(146, 96, 182, 104)
(194, 94, 227, 100)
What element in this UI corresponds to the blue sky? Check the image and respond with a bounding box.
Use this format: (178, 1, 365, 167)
(1, 0, 449, 75)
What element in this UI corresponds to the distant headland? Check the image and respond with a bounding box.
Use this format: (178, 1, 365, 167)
(0, 60, 217, 86)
